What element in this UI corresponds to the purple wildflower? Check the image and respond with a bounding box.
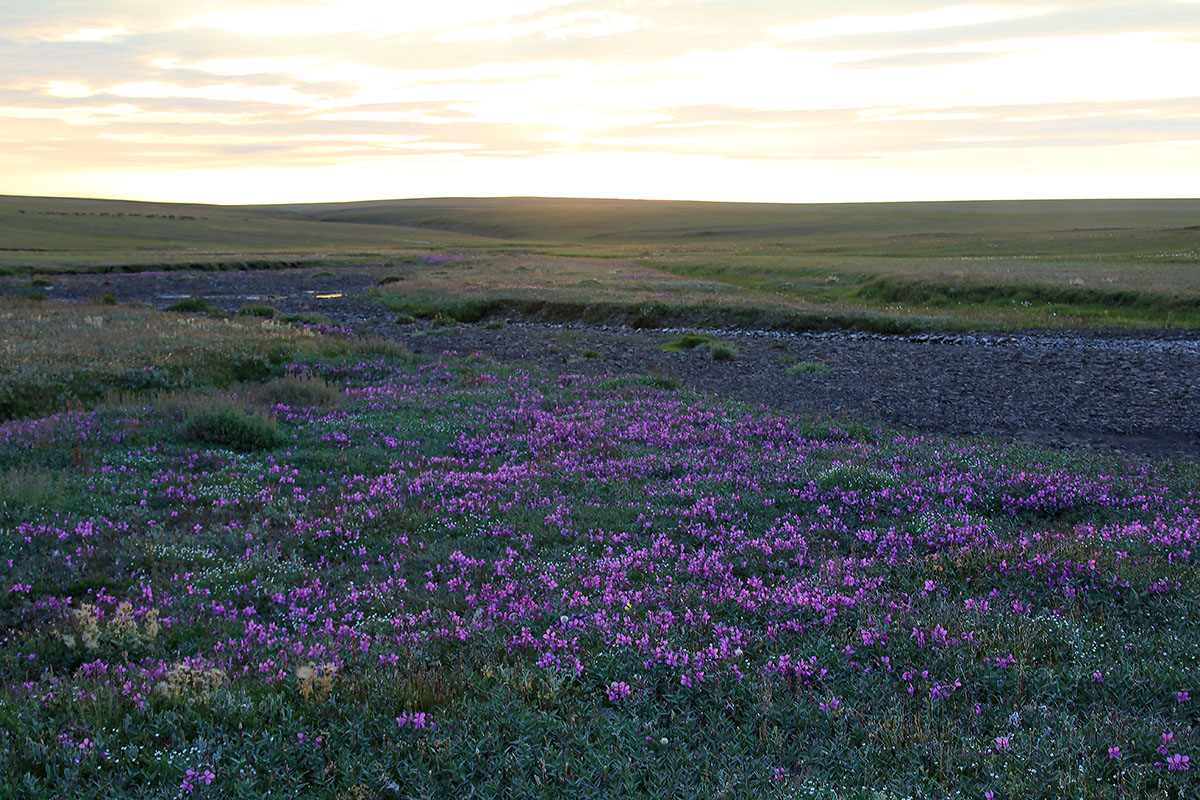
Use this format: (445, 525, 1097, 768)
(396, 711, 434, 730)
(605, 681, 632, 701)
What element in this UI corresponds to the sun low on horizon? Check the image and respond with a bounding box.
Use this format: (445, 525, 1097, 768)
(2, 0, 1200, 205)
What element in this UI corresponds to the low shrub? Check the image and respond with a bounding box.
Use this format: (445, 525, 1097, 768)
(660, 332, 713, 351)
(708, 341, 738, 361)
(180, 397, 284, 451)
(237, 304, 277, 319)
(0, 467, 73, 515)
(351, 336, 413, 362)
(647, 363, 681, 389)
(165, 297, 217, 313)
(247, 376, 343, 409)
(631, 302, 668, 329)
(788, 361, 829, 375)
(281, 312, 331, 326)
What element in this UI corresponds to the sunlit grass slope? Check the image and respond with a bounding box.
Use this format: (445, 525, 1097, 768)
(3, 193, 1199, 327)
(261, 196, 1200, 250)
(0, 195, 498, 271)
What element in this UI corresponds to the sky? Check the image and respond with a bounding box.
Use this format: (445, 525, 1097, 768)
(1, 0, 1199, 205)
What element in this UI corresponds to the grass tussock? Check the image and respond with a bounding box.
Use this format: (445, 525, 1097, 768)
(164, 296, 219, 314)
(237, 304, 277, 319)
(708, 341, 738, 361)
(660, 332, 714, 351)
(0, 298, 339, 421)
(349, 335, 413, 362)
(0, 466, 73, 514)
(245, 375, 343, 409)
(788, 361, 830, 375)
(178, 395, 284, 452)
(280, 312, 331, 326)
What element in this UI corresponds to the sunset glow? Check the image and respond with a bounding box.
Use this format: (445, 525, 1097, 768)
(2, 0, 1199, 203)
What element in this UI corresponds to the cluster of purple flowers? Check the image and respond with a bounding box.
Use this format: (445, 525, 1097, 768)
(396, 711, 435, 730)
(605, 681, 632, 701)
(1, 356, 1196, 794)
(179, 768, 215, 793)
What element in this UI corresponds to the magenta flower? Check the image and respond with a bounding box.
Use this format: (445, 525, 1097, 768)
(605, 681, 632, 701)
(396, 711, 434, 730)
(819, 696, 841, 713)
(1166, 754, 1190, 771)
(1092, 671, 1103, 682)
(1108, 746, 1122, 759)
(1177, 691, 1190, 704)
(994, 736, 1011, 752)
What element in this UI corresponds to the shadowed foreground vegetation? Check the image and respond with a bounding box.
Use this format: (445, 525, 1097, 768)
(0, 299, 1197, 799)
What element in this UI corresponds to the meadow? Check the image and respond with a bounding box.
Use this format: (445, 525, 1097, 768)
(0, 298, 1197, 799)
(4, 195, 1200, 330)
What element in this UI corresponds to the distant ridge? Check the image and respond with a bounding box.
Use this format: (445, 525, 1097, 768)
(242, 195, 1200, 244)
(2, 194, 1197, 270)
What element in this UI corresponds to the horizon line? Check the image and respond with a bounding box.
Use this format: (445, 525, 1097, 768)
(5, 192, 1200, 210)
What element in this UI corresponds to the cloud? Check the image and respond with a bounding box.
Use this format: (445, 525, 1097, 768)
(780, 2, 1200, 51)
(2, 1, 1200, 201)
(836, 51, 999, 69)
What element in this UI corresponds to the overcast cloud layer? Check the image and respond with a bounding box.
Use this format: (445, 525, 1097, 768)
(2, 0, 1199, 203)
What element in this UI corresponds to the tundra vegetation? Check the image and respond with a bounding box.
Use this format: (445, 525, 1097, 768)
(0, 297, 1196, 799)
(3, 195, 1199, 331)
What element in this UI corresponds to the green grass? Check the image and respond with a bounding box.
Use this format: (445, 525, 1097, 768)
(659, 332, 714, 351)
(0, 195, 494, 271)
(4, 194, 1200, 329)
(0, 298, 354, 421)
(179, 396, 285, 451)
(237, 304, 278, 319)
(707, 341, 738, 360)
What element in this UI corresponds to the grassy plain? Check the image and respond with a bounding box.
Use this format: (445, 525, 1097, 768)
(3, 194, 1199, 329)
(0, 299, 1197, 799)
(0, 298, 409, 420)
(0, 195, 494, 272)
(273, 197, 1200, 329)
